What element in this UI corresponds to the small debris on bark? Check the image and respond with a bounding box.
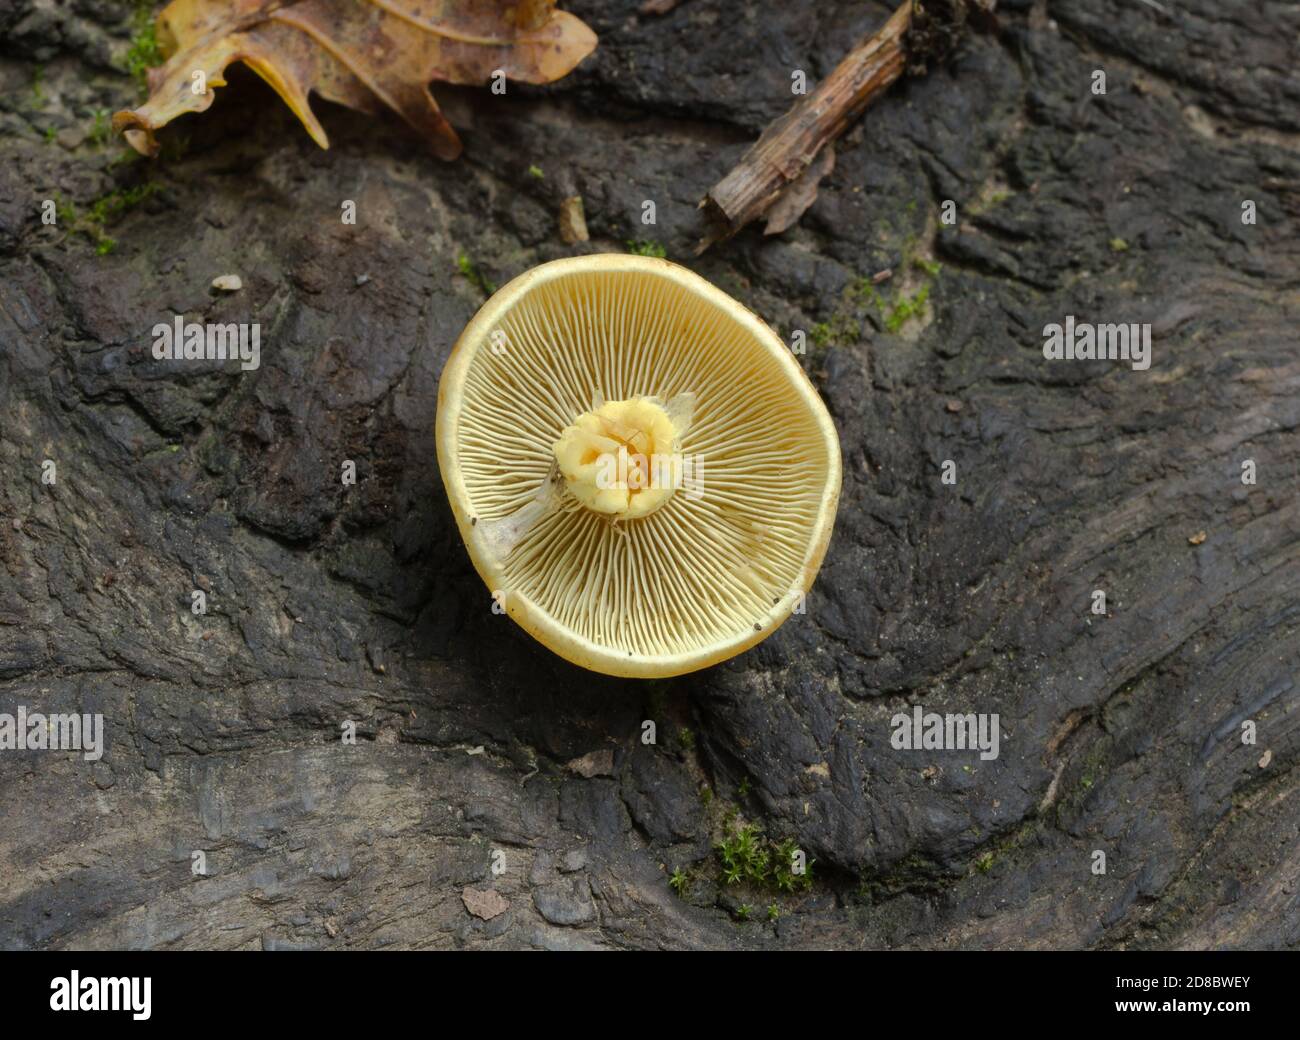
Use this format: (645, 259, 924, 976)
(640, 0, 685, 15)
(558, 195, 589, 244)
(462, 886, 510, 920)
(566, 748, 615, 778)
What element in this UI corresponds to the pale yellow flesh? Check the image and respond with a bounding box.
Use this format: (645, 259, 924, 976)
(436, 255, 842, 679)
(552, 398, 681, 519)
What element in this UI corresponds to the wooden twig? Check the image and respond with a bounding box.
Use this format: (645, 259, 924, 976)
(696, 0, 996, 252)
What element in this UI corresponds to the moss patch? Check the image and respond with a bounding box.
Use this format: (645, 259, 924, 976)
(456, 251, 497, 296)
(123, 2, 164, 95)
(883, 283, 931, 333)
(666, 802, 818, 927)
(88, 109, 112, 147)
(626, 239, 666, 259)
(57, 182, 158, 255)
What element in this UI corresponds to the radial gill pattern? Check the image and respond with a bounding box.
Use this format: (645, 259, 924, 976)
(455, 266, 834, 659)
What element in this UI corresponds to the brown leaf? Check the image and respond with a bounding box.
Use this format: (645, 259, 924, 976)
(113, 0, 597, 160)
(461, 886, 509, 920)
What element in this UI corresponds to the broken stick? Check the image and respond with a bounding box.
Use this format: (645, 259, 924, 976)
(696, 0, 996, 253)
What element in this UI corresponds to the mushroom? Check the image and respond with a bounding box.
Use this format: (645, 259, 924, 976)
(436, 254, 841, 678)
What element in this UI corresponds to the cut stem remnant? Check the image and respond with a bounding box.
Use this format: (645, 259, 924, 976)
(696, 0, 997, 252)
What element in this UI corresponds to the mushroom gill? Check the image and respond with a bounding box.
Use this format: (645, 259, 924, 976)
(437, 254, 841, 677)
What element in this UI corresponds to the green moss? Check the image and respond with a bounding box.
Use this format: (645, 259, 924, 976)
(626, 239, 666, 258)
(1109, 237, 1129, 252)
(88, 182, 157, 225)
(57, 182, 157, 256)
(848, 277, 882, 308)
(883, 284, 930, 333)
(677, 726, 695, 751)
(88, 109, 112, 147)
(456, 251, 497, 296)
(54, 195, 77, 225)
(834, 314, 861, 343)
(1074, 740, 1110, 799)
(771, 837, 813, 892)
(669, 867, 689, 897)
(718, 823, 768, 885)
(735, 903, 752, 921)
(716, 822, 813, 894)
(702, 805, 819, 925)
(527, 164, 544, 180)
(124, 3, 164, 94)
(1053, 737, 1112, 828)
(957, 818, 1052, 887)
(840, 247, 944, 336)
(809, 313, 861, 351)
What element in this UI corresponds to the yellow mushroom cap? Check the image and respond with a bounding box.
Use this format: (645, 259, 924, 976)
(436, 254, 842, 678)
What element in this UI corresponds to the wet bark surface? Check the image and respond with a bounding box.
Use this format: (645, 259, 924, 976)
(1, 0, 1298, 950)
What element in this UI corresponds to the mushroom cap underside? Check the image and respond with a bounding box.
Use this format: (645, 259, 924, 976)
(436, 254, 842, 678)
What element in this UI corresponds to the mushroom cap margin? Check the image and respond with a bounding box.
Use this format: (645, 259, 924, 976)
(435, 254, 843, 679)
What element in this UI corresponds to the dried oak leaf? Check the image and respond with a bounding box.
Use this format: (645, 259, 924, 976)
(112, 0, 597, 160)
